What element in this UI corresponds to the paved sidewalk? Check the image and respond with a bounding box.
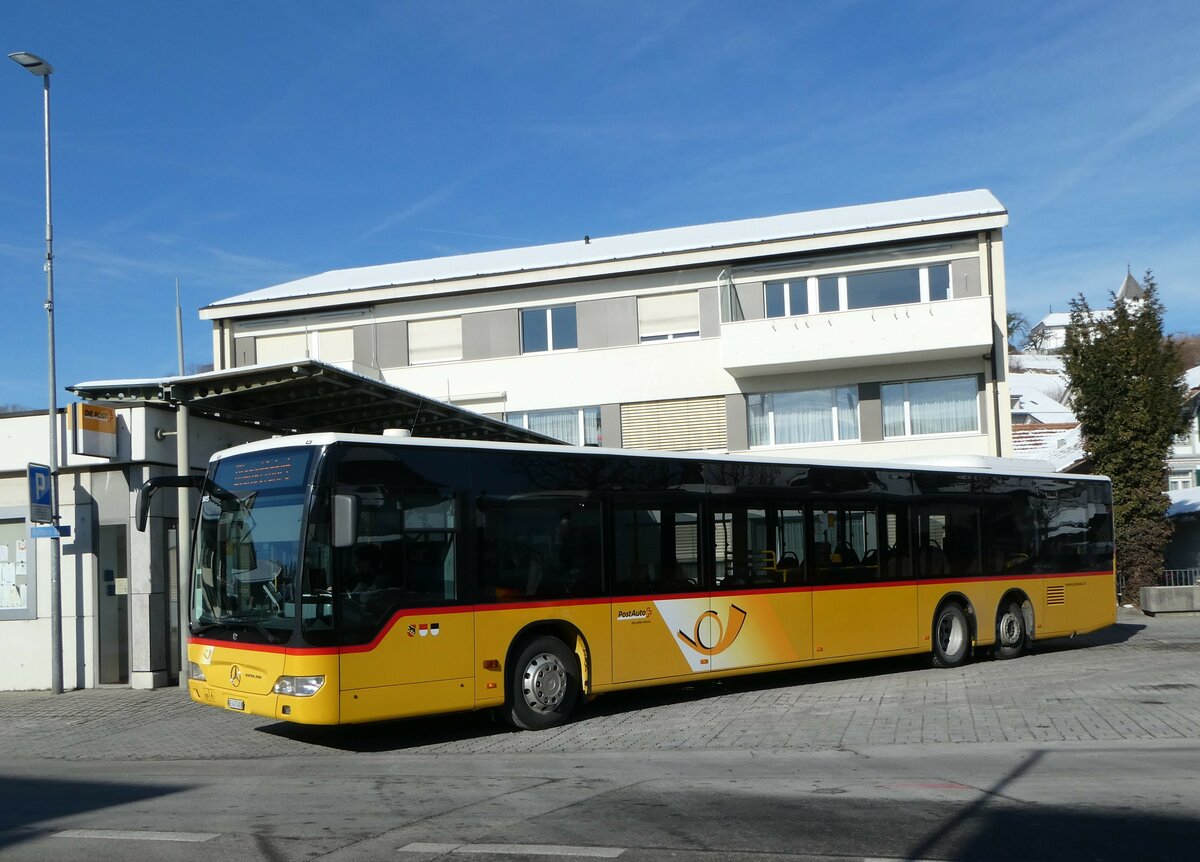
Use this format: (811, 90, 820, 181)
(1, 609, 1197, 761)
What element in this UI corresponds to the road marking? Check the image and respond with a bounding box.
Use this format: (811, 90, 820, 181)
(400, 845, 463, 854)
(398, 843, 624, 858)
(54, 829, 219, 843)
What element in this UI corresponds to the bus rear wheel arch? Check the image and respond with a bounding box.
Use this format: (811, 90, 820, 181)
(931, 600, 972, 668)
(994, 593, 1034, 660)
(503, 632, 582, 730)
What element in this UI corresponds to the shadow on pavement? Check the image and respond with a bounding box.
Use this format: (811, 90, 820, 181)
(0, 776, 185, 850)
(1033, 619, 1145, 655)
(255, 709, 507, 751)
(257, 618, 1148, 752)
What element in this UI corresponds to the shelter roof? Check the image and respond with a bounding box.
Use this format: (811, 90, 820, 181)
(68, 360, 559, 444)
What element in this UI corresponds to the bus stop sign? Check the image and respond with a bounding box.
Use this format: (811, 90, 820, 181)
(27, 463, 52, 524)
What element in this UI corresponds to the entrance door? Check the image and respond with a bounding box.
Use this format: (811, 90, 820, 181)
(97, 525, 129, 684)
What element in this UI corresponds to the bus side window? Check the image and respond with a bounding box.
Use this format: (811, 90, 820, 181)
(613, 504, 698, 595)
(479, 498, 602, 601)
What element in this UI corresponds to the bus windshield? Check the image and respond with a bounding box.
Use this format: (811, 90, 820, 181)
(192, 449, 314, 643)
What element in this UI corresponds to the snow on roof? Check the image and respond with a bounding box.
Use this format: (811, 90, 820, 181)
(206, 189, 1005, 309)
(1010, 354, 1066, 373)
(1010, 389, 1075, 423)
(1185, 366, 1200, 390)
(1010, 423, 1086, 472)
(1031, 309, 1112, 331)
(1168, 486, 1200, 518)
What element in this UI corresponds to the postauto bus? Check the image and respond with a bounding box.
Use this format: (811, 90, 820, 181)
(137, 433, 1115, 730)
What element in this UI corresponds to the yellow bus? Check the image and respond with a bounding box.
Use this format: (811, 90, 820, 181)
(138, 433, 1115, 730)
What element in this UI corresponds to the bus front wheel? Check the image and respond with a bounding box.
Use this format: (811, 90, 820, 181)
(505, 636, 579, 730)
(931, 603, 969, 668)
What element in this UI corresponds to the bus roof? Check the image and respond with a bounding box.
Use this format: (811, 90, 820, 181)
(211, 432, 1108, 484)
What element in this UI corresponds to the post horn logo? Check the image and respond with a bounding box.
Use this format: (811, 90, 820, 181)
(229, 665, 242, 688)
(677, 604, 748, 656)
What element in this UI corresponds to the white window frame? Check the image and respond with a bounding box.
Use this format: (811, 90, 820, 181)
(881, 375, 982, 439)
(521, 305, 578, 354)
(749, 386, 860, 448)
(764, 279, 810, 318)
(507, 406, 601, 446)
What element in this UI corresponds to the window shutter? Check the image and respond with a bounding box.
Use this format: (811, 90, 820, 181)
(621, 397, 727, 451)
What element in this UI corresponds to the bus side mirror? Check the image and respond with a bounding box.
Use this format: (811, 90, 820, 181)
(136, 474, 205, 532)
(332, 494, 358, 548)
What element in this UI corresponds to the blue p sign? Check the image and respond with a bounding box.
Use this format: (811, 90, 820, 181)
(28, 463, 52, 524)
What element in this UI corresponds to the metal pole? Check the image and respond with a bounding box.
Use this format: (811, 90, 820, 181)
(176, 403, 191, 688)
(175, 278, 185, 376)
(41, 71, 64, 695)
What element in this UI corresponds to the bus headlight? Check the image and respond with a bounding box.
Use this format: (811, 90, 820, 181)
(188, 661, 207, 682)
(272, 675, 325, 697)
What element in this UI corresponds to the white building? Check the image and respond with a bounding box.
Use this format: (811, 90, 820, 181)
(1169, 366, 1200, 490)
(1026, 270, 1145, 354)
(203, 190, 1015, 462)
(0, 405, 268, 690)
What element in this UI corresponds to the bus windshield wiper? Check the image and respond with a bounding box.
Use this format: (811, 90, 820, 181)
(190, 618, 283, 644)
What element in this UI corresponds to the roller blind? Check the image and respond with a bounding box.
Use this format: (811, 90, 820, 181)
(621, 397, 727, 451)
(637, 292, 700, 339)
(408, 317, 463, 365)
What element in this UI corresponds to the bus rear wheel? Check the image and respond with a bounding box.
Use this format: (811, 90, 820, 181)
(994, 600, 1028, 660)
(505, 636, 579, 730)
(931, 603, 969, 668)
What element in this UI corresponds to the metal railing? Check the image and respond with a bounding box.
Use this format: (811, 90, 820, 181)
(1160, 568, 1200, 587)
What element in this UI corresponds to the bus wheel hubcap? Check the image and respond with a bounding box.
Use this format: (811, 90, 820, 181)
(999, 611, 1022, 645)
(523, 653, 565, 713)
(939, 614, 964, 656)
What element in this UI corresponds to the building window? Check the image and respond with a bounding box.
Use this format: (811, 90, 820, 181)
(521, 305, 577, 353)
(408, 317, 463, 365)
(1168, 471, 1195, 491)
(846, 268, 921, 310)
(734, 262, 960, 321)
(508, 406, 601, 446)
(638, 292, 700, 342)
(882, 376, 980, 437)
(765, 280, 808, 317)
(748, 386, 860, 447)
(928, 264, 950, 302)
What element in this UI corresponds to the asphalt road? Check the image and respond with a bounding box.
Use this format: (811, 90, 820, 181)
(0, 608, 1197, 862)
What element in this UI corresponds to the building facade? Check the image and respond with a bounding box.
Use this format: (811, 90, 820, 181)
(203, 190, 1014, 462)
(0, 406, 267, 690)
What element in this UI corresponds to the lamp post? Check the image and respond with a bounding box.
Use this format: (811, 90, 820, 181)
(9, 50, 64, 695)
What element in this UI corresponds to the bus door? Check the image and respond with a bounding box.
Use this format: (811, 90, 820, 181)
(610, 500, 708, 684)
(709, 504, 812, 673)
(334, 479, 474, 722)
(811, 501, 918, 658)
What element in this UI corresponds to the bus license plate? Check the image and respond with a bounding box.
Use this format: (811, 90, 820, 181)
(227, 697, 245, 711)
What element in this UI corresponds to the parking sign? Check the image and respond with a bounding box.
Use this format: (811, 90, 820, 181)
(27, 463, 52, 524)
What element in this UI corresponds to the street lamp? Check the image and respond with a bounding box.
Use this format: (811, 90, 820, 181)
(9, 50, 64, 695)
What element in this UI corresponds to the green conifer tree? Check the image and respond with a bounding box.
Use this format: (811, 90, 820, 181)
(1062, 271, 1188, 603)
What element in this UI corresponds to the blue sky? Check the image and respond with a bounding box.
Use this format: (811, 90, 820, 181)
(2, 1, 1198, 409)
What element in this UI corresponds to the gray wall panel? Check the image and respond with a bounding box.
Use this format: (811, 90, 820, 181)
(734, 282, 764, 320)
(377, 320, 409, 368)
(463, 309, 520, 360)
(353, 324, 375, 367)
(600, 403, 622, 447)
(951, 258, 982, 298)
(725, 393, 748, 451)
(578, 297, 638, 350)
(699, 287, 721, 337)
(234, 337, 256, 367)
(858, 382, 883, 442)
